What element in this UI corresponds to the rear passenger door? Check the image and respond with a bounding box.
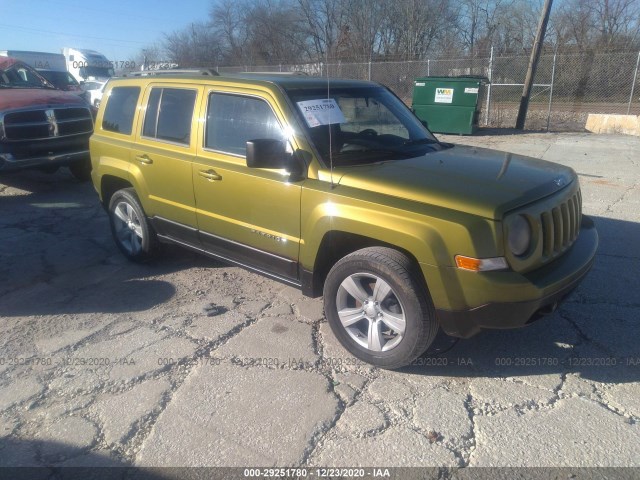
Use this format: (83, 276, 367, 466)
(131, 84, 203, 242)
(192, 90, 303, 281)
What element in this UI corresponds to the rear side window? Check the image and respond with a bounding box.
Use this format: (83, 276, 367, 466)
(205, 93, 285, 156)
(102, 86, 140, 135)
(142, 88, 197, 145)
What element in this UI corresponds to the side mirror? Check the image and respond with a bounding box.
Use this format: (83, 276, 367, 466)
(246, 139, 306, 179)
(421, 120, 429, 130)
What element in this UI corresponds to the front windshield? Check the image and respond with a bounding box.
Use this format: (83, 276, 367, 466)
(79, 66, 114, 79)
(0, 63, 52, 89)
(286, 85, 438, 166)
(38, 70, 78, 88)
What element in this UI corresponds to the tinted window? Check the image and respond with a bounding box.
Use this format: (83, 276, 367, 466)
(102, 86, 140, 135)
(205, 93, 285, 156)
(38, 70, 79, 88)
(142, 88, 196, 145)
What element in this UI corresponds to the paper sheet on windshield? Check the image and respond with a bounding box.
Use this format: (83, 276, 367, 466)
(297, 99, 346, 128)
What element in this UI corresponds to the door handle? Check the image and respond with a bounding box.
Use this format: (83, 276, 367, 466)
(136, 154, 153, 165)
(198, 169, 222, 181)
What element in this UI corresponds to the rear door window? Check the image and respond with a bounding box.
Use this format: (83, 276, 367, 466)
(102, 86, 140, 135)
(142, 87, 197, 145)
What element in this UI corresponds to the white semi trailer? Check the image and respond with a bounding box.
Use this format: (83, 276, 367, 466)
(0, 50, 66, 71)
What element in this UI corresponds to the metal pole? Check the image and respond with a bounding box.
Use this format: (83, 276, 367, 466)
(368, 60, 371, 81)
(627, 51, 640, 115)
(485, 46, 493, 126)
(546, 53, 557, 131)
(427, 59, 430, 76)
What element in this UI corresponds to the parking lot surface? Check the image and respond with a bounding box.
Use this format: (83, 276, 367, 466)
(0, 131, 638, 471)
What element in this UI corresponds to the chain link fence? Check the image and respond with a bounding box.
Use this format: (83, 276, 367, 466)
(217, 50, 640, 131)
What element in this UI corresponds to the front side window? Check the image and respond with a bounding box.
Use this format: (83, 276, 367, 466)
(142, 87, 196, 145)
(205, 93, 285, 156)
(102, 86, 140, 135)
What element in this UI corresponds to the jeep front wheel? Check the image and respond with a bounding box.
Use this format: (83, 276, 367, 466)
(323, 247, 439, 369)
(108, 188, 158, 262)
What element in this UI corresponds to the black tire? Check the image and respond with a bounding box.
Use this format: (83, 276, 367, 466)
(323, 247, 439, 369)
(108, 188, 159, 262)
(69, 159, 92, 182)
(39, 165, 59, 174)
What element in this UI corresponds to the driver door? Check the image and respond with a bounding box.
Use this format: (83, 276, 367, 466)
(192, 90, 303, 281)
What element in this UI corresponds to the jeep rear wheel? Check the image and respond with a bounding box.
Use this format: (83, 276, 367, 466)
(108, 188, 158, 262)
(323, 247, 439, 369)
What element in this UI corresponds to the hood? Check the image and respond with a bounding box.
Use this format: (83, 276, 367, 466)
(0, 88, 87, 111)
(332, 145, 576, 219)
(85, 76, 110, 83)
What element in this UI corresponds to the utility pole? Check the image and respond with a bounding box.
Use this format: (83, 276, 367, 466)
(516, 0, 553, 130)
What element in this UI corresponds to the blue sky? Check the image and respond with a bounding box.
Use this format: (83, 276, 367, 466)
(0, 0, 212, 62)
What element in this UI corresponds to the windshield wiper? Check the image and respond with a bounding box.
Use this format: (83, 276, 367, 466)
(336, 147, 413, 160)
(24, 82, 51, 89)
(402, 138, 439, 146)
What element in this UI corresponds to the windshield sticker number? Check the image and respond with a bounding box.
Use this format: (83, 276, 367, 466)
(297, 99, 346, 128)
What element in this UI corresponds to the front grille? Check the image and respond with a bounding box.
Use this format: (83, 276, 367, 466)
(2, 107, 93, 141)
(540, 189, 582, 259)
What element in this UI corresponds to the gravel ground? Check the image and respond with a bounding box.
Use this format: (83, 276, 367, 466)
(0, 131, 638, 477)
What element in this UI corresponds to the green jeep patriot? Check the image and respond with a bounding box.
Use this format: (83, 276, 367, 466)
(90, 73, 598, 368)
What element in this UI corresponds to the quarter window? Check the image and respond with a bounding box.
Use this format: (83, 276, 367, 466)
(102, 86, 140, 135)
(205, 93, 285, 156)
(142, 88, 196, 145)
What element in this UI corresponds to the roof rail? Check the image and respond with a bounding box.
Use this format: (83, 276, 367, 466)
(240, 71, 309, 76)
(125, 68, 219, 77)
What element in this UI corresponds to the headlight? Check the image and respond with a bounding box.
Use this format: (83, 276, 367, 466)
(508, 214, 532, 256)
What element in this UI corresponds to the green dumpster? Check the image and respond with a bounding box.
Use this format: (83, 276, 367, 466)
(412, 76, 486, 135)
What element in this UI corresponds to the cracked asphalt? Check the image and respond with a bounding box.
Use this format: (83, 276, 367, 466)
(0, 132, 638, 472)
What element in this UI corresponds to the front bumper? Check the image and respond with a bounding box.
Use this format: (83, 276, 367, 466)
(431, 215, 598, 338)
(0, 150, 90, 172)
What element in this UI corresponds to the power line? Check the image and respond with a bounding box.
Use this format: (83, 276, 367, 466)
(60, 0, 183, 25)
(0, 23, 148, 46)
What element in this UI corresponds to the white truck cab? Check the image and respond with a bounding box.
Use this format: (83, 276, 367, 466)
(62, 47, 114, 83)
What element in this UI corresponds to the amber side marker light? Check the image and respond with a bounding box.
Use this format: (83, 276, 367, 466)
(455, 255, 509, 272)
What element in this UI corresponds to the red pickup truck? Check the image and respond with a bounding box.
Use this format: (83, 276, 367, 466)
(0, 57, 93, 180)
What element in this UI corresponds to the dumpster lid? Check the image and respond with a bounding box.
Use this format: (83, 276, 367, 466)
(414, 75, 488, 84)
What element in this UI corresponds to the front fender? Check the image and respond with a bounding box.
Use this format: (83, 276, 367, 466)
(299, 181, 502, 271)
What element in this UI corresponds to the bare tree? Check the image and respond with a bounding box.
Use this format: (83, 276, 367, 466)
(552, 0, 598, 50)
(243, 0, 310, 64)
(163, 22, 223, 67)
(134, 0, 639, 69)
(378, 0, 458, 59)
(209, 0, 253, 65)
(552, 0, 639, 51)
(296, 0, 350, 59)
(458, 0, 517, 55)
(590, 0, 640, 47)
